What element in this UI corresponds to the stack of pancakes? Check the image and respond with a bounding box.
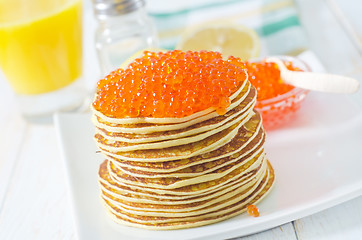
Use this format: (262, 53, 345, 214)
(92, 77, 275, 230)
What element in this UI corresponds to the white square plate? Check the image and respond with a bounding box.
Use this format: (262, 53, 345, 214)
(55, 53, 362, 240)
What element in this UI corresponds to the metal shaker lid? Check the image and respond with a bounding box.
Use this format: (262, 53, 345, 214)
(92, 0, 145, 18)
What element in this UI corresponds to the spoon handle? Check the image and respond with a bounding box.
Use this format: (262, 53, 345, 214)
(282, 70, 360, 93)
(266, 57, 360, 94)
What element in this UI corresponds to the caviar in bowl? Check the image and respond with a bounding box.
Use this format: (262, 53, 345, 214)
(246, 56, 310, 131)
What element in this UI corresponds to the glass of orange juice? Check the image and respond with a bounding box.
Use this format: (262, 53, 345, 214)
(0, 0, 85, 122)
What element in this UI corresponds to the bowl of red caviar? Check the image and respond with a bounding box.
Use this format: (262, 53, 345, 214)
(245, 55, 311, 131)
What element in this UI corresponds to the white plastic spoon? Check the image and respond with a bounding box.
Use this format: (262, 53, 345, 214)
(266, 57, 360, 94)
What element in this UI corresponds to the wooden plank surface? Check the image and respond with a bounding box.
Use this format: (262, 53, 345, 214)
(295, 195, 362, 240)
(0, 124, 75, 240)
(295, 0, 362, 78)
(236, 223, 297, 240)
(328, 0, 362, 54)
(0, 75, 27, 210)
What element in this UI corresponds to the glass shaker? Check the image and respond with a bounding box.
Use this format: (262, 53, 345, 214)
(92, 0, 158, 75)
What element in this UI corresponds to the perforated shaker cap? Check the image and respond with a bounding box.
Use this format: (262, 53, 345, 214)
(92, 0, 145, 18)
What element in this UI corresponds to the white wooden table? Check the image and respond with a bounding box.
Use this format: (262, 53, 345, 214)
(1, 0, 362, 239)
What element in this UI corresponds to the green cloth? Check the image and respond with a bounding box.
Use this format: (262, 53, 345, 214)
(147, 0, 308, 57)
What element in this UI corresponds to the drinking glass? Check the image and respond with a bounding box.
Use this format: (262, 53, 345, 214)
(0, 0, 86, 123)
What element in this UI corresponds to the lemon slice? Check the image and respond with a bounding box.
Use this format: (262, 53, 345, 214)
(120, 48, 167, 69)
(176, 24, 260, 60)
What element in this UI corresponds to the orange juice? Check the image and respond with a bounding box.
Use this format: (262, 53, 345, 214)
(0, 0, 82, 95)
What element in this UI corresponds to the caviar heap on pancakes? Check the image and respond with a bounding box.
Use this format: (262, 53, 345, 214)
(92, 50, 275, 230)
(93, 50, 248, 118)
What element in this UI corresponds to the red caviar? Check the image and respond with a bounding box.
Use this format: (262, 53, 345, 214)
(245, 59, 308, 130)
(247, 204, 260, 217)
(93, 50, 247, 118)
(245, 61, 300, 101)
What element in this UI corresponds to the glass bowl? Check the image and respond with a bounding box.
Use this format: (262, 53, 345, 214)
(251, 55, 311, 131)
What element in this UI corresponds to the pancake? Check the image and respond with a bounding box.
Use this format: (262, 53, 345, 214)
(99, 164, 264, 205)
(107, 150, 265, 189)
(97, 118, 243, 161)
(100, 162, 274, 230)
(99, 163, 260, 201)
(103, 162, 266, 208)
(107, 112, 264, 173)
(100, 156, 264, 196)
(113, 134, 265, 179)
(92, 50, 275, 230)
(95, 114, 252, 152)
(101, 164, 267, 216)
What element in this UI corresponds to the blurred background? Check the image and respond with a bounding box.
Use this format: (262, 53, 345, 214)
(1, 0, 361, 111)
(81, 0, 362, 93)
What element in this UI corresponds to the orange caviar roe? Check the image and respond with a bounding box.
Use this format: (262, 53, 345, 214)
(245, 60, 306, 131)
(93, 50, 247, 118)
(245, 61, 301, 101)
(247, 204, 260, 217)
